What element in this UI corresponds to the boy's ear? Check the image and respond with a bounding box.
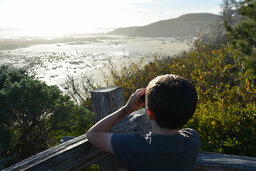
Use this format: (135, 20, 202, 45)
(146, 107, 155, 120)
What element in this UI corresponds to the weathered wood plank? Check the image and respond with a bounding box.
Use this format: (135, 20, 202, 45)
(195, 151, 256, 171)
(3, 134, 107, 171)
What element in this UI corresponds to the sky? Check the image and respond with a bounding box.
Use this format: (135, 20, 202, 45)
(0, 0, 222, 37)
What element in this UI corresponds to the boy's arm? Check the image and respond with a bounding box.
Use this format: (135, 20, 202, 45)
(87, 88, 146, 154)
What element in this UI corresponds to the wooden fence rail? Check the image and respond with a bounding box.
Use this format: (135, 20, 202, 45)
(4, 87, 256, 171)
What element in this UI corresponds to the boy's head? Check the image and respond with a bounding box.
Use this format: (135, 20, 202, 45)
(146, 74, 197, 130)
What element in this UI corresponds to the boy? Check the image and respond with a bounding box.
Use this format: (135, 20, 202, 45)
(87, 74, 200, 171)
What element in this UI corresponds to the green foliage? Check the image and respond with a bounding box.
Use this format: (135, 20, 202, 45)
(48, 106, 94, 145)
(0, 66, 93, 168)
(225, 0, 256, 80)
(85, 164, 100, 171)
(104, 43, 256, 157)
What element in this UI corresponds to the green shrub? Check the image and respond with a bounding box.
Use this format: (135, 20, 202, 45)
(0, 66, 93, 168)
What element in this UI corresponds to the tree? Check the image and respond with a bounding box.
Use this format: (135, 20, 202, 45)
(219, 0, 243, 25)
(61, 74, 98, 110)
(198, 0, 243, 47)
(225, 0, 256, 80)
(0, 66, 93, 169)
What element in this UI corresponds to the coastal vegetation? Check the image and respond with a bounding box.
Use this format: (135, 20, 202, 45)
(225, 0, 256, 80)
(0, 66, 93, 169)
(0, 0, 255, 169)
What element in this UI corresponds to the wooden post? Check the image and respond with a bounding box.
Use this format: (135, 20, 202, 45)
(91, 87, 127, 171)
(92, 87, 124, 122)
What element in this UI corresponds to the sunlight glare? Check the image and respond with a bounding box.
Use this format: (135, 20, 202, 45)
(0, 0, 140, 37)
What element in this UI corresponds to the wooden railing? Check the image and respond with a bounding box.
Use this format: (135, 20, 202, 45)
(4, 87, 256, 171)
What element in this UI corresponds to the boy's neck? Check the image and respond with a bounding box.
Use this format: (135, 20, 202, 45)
(151, 120, 179, 136)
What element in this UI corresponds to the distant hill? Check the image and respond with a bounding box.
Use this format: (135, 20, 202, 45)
(108, 13, 219, 37)
(108, 26, 140, 35)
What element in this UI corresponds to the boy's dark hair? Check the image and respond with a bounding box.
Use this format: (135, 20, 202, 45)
(146, 74, 197, 129)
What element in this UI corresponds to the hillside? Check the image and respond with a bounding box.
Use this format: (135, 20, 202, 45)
(108, 13, 219, 37)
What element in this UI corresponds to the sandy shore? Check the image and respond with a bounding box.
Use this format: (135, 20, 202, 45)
(0, 35, 192, 88)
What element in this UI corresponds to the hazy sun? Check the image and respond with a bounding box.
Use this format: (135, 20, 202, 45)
(0, 0, 137, 37)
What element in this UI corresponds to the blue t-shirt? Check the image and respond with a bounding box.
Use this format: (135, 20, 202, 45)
(111, 128, 200, 171)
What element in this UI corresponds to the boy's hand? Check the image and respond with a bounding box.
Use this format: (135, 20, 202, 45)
(125, 88, 146, 114)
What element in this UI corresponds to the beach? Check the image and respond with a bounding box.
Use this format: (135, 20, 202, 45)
(0, 35, 192, 87)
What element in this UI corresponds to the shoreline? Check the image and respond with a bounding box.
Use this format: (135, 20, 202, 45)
(0, 35, 193, 88)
